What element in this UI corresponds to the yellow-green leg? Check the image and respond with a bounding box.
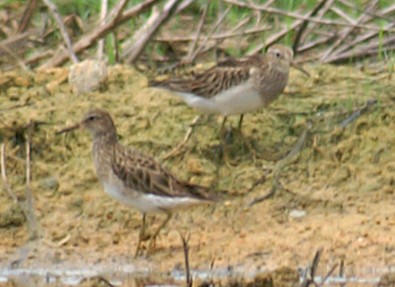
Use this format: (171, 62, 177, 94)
(134, 213, 147, 257)
(147, 212, 172, 254)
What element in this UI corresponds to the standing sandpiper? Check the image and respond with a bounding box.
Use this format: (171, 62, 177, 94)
(150, 44, 294, 131)
(57, 109, 216, 256)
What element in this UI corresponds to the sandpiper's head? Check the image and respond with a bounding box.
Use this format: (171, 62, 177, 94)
(57, 109, 116, 138)
(81, 109, 116, 137)
(266, 44, 294, 65)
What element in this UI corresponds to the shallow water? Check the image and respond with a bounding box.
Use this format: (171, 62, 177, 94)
(0, 264, 392, 286)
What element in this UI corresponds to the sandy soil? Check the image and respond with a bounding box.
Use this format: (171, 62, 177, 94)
(0, 63, 394, 286)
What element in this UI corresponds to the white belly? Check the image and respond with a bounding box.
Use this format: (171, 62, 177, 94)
(102, 182, 202, 213)
(176, 82, 263, 116)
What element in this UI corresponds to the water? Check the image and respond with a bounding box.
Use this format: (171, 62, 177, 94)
(0, 264, 388, 286)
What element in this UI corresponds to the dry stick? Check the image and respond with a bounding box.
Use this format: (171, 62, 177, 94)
(247, 121, 313, 207)
(300, 249, 322, 287)
(179, 232, 192, 287)
(18, 0, 38, 33)
(185, 2, 209, 63)
(154, 24, 270, 43)
(292, 0, 331, 54)
(97, 0, 108, 60)
(161, 115, 201, 160)
(225, 0, 395, 31)
(297, 33, 336, 54)
(299, 0, 335, 45)
(340, 99, 378, 129)
(248, 9, 311, 55)
(0, 144, 18, 204)
(24, 121, 40, 240)
(332, 23, 395, 59)
(188, 17, 259, 59)
(338, 0, 394, 22)
(326, 34, 395, 63)
(42, 0, 79, 64)
(330, 6, 358, 24)
(320, 0, 379, 62)
(190, 6, 232, 62)
(124, 0, 182, 63)
(38, 0, 157, 70)
(326, 5, 395, 62)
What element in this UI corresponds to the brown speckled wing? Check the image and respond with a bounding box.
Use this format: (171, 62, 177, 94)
(111, 144, 213, 201)
(151, 55, 267, 98)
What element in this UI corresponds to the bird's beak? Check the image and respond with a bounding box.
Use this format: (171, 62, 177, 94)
(290, 62, 310, 77)
(56, 122, 82, 135)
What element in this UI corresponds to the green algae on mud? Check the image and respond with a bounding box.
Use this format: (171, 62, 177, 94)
(0, 64, 394, 275)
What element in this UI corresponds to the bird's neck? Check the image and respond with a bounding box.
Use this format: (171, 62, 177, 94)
(91, 132, 118, 181)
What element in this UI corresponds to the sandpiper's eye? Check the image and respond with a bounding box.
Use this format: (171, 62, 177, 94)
(87, 116, 96, 121)
(275, 51, 281, 58)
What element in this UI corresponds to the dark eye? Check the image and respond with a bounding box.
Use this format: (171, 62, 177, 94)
(275, 52, 281, 58)
(87, 116, 96, 121)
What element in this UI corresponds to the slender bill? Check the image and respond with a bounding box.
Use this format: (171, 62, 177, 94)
(290, 62, 310, 77)
(56, 122, 81, 135)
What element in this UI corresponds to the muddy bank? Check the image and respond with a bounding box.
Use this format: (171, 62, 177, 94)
(0, 64, 394, 285)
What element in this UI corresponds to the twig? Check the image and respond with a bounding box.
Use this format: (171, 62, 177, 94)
(298, 0, 335, 45)
(154, 24, 270, 43)
(185, 2, 209, 63)
(42, 0, 79, 63)
(161, 115, 201, 160)
(18, 0, 38, 33)
(24, 121, 40, 240)
(300, 249, 322, 287)
(179, 232, 192, 287)
(293, 0, 331, 54)
(38, 0, 156, 69)
(248, 121, 313, 207)
(248, 16, 304, 55)
(297, 34, 336, 54)
(224, 0, 395, 32)
(320, 0, 379, 62)
(189, 5, 232, 62)
(123, 0, 182, 64)
(325, 34, 395, 63)
(300, 249, 340, 287)
(339, 99, 377, 128)
(97, 0, 108, 60)
(0, 144, 18, 204)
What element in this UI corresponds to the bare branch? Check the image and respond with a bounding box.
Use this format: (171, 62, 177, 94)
(123, 0, 181, 64)
(185, 2, 209, 63)
(97, 0, 108, 60)
(42, 0, 79, 63)
(38, 0, 157, 70)
(224, 0, 395, 31)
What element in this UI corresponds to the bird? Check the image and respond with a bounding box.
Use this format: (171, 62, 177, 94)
(149, 44, 294, 132)
(57, 109, 216, 256)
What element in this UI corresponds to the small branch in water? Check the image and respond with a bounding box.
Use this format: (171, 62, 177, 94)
(300, 249, 340, 287)
(179, 231, 192, 287)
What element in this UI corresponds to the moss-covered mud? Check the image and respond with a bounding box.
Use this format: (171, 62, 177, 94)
(0, 63, 394, 285)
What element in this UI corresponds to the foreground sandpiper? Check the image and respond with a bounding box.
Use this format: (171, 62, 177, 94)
(150, 44, 294, 131)
(57, 109, 216, 256)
